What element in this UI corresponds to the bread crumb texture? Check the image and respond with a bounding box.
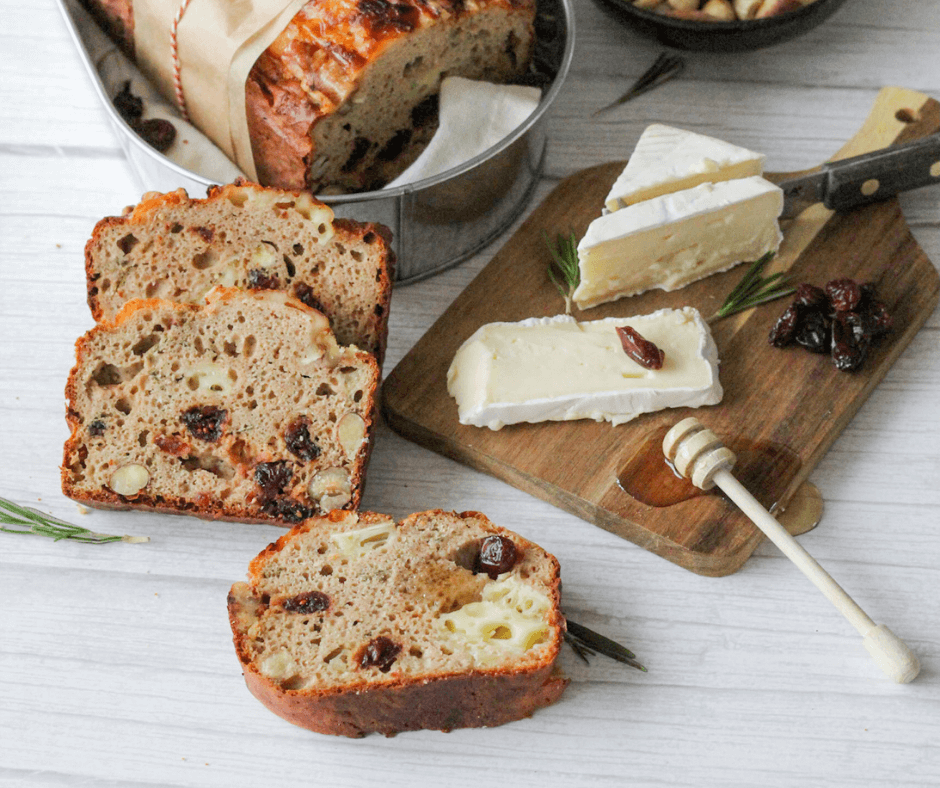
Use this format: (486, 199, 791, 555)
(62, 289, 378, 524)
(228, 509, 568, 736)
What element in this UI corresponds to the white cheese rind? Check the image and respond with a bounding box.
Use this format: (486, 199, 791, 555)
(446, 307, 722, 430)
(574, 176, 783, 311)
(603, 124, 766, 212)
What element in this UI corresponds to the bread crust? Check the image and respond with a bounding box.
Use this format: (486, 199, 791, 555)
(62, 289, 380, 524)
(228, 509, 569, 736)
(84, 180, 394, 363)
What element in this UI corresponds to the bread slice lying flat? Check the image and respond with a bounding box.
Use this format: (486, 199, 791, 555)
(84, 181, 394, 362)
(228, 509, 568, 737)
(62, 288, 379, 524)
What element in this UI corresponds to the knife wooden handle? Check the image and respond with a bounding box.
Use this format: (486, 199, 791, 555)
(822, 132, 940, 211)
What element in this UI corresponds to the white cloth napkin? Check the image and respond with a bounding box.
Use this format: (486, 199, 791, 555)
(385, 76, 542, 189)
(67, 0, 245, 184)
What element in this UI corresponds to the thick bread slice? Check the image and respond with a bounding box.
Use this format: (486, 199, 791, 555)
(228, 509, 568, 737)
(85, 181, 394, 363)
(62, 289, 379, 524)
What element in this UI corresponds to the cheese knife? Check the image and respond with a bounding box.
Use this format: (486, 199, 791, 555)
(778, 131, 940, 219)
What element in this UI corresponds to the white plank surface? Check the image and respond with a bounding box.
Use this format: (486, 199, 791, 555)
(2, 0, 940, 785)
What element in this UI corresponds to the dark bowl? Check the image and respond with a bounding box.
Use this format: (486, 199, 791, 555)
(593, 0, 850, 52)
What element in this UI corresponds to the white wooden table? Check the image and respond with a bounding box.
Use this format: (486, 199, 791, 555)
(2, 1, 939, 785)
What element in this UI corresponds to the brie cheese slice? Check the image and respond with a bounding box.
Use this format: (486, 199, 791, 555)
(447, 307, 721, 430)
(604, 124, 766, 212)
(574, 176, 783, 311)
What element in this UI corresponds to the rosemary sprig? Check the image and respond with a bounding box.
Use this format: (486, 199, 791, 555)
(709, 252, 795, 322)
(0, 496, 149, 544)
(594, 52, 687, 117)
(544, 230, 580, 315)
(564, 618, 647, 672)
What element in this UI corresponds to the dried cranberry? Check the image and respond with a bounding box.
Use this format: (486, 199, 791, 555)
(285, 417, 321, 461)
(283, 590, 330, 613)
(793, 283, 827, 309)
(88, 419, 106, 437)
(831, 314, 868, 371)
(768, 304, 802, 347)
(114, 81, 143, 123)
(293, 283, 324, 313)
(616, 326, 665, 370)
(861, 298, 893, 337)
(247, 269, 281, 290)
(359, 636, 401, 673)
(260, 498, 315, 523)
(475, 535, 519, 579)
(794, 309, 831, 353)
(136, 118, 176, 153)
(181, 406, 227, 442)
(254, 461, 293, 498)
(825, 278, 862, 313)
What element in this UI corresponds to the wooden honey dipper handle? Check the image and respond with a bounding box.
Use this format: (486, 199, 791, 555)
(663, 417, 920, 684)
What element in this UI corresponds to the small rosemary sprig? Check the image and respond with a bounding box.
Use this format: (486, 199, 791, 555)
(709, 252, 795, 322)
(0, 495, 149, 544)
(594, 52, 687, 117)
(544, 230, 580, 315)
(564, 618, 646, 672)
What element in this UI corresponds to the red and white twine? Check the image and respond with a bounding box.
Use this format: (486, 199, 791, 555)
(170, 0, 195, 121)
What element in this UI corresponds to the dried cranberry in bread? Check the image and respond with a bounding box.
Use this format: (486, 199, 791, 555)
(228, 509, 568, 737)
(62, 289, 379, 524)
(85, 181, 394, 363)
(78, 0, 536, 192)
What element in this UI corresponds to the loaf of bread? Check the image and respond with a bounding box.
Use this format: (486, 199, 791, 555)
(85, 180, 394, 362)
(228, 509, 568, 737)
(62, 288, 379, 524)
(79, 0, 537, 193)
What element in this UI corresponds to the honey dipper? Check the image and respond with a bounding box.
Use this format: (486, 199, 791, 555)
(663, 417, 920, 683)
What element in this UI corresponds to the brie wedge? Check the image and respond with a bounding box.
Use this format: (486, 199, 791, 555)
(573, 176, 783, 311)
(447, 307, 722, 430)
(604, 124, 766, 212)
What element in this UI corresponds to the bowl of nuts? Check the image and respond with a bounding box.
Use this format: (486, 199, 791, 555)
(595, 0, 850, 51)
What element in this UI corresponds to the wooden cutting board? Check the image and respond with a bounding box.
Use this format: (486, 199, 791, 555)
(382, 87, 940, 577)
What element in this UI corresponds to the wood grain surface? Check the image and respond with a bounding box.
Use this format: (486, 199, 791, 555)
(383, 88, 940, 576)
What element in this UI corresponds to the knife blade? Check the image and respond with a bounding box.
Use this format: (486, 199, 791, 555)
(778, 131, 940, 219)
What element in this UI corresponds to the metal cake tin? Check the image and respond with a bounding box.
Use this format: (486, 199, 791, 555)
(57, 0, 575, 283)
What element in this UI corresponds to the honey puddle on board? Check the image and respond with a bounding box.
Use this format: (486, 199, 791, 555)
(617, 426, 823, 535)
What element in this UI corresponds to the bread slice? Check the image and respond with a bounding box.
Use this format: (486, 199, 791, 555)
(84, 181, 394, 363)
(62, 289, 379, 524)
(228, 509, 568, 737)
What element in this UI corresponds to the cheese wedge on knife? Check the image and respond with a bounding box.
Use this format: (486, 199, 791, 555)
(574, 176, 784, 311)
(603, 124, 766, 212)
(447, 308, 721, 430)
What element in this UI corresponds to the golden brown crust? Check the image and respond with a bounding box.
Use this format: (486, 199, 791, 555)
(228, 509, 568, 737)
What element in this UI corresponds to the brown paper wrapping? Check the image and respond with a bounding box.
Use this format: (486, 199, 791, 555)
(133, 0, 309, 182)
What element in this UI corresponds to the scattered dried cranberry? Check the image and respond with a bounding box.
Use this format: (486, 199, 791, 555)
(136, 118, 176, 153)
(283, 590, 330, 613)
(616, 326, 665, 370)
(254, 461, 293, 498)
(831, 314, 868, 371)
(793, 283, 827, 309)
(181, 406, 227, 442)
(285, 417, 321, 461)
(359, 636, 401, 673)
(825, 278, 862, 313)
(768, 304, 802, 348)
(293, 283, 324, 313)
(475, 535, 519, 579)
(113, 81, 143, 123)
(794, 309, 831, 354)
(860, 298, 893, 337)
(260, 497, 315, 523)
(247, 269, 281, 290)
(88, 419, 106, 437)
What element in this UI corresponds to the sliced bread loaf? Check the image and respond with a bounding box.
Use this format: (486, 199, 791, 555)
(62, 288, 379, 524)
(85, 181, 394, 363)
(228, 509, 568, 737)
